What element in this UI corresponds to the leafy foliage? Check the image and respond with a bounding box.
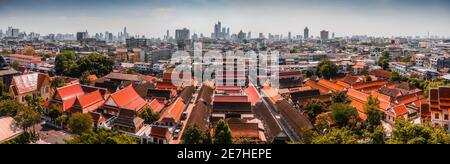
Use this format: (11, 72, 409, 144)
(67, 113, 93, 135)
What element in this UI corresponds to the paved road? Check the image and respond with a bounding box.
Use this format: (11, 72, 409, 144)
(169, 91, 199, 144)
(34, 123, 73, 144)
(261, 97, 301, 142)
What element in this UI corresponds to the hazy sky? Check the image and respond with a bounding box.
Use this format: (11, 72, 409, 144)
(0, 0, 449, 38)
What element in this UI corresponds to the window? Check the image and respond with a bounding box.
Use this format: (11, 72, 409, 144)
(444, 124, 449, 130)
(445, 114, 449, 121)
(435, 113, 440, 120)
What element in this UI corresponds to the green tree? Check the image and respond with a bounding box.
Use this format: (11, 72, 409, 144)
(388, 118, 450, 144)
(213, 119, 233, 144)
(311, 128, 359, 144)
(14, 105, 41, 134)
(364, 125, 386, 144)
(317, 60, 338, 79)
(378, 52, 391, 70)
(182, 125, 204, 144)
(331, 92, 349, 104)
(365, 95, 383, 131)
(303, 99, 326, 122)
(48, 104, 63, 122)
(329, 103, 358, 128)
(66, 129, 137, 144)
(424, 81, 450, 98)
(139, 107, 160, 124)
(79, 71, 91, 85)
(0, 81, 12, 100)
(126, 68, 140, 75)
(314, 113, 331, 133)
(51, 77, 66, 88)
(68, 113, 93, 135)
(389, 71, 403, 82)
(78, 53, 114, 77)
(55, 51, 78, 76)
(0, 100, 23, 117)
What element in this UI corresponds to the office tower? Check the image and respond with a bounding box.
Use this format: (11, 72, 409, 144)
(259, 33, 264, 39)
(247, 32, 252, 40)
(288, 32, 292, 40)
(76, 31, 88, 41)
(332, 32, 335, 39)
(238, 30, 246, 41)
(0, 30, 3, 38)
(175, 28, 190, 41)
(320, 30, 329, 40)
(304, 27, 309, 40)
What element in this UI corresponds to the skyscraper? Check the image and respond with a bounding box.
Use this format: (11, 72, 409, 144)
(175, 28, 190, 41)
(288, 32, 292, 40)
(320, 30, 329, 41)
(76, 31, 88, 41)
(304, 27, 309, 40)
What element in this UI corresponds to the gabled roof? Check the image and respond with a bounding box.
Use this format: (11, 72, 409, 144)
(392, 105, 408, 116)
(305, 80, 331, 94)
(107, 85, 147, 111)
(245, 84, 262, 106)
(11, 73, 49, 95)
(149, 99, 165, 113)
(317, 79, 346, 92)
(159, 98, 185, 124)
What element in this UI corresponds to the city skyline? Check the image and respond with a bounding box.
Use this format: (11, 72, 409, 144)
(0, 0, 450, 38)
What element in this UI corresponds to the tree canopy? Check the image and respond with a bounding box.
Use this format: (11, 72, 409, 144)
(317, 60, 338, 79)
(213, 119, 233, 144)
(68, 113, 93, 135)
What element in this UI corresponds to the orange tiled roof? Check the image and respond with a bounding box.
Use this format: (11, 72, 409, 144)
(352, 80, 388, 90)
(159, 98, 185, 124)
(109, 85, 147, 111)
(149, 99, 165, 113)
(305, 80, 331, 94)
(393, 105, 408, 116)
(245, 84, 262, 106)
(317, 79, 346, 92)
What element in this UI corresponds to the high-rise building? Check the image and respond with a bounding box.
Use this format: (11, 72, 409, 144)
(175, 28, 190, 41)
(320, 30, 329, 41)
(247, 32, 252, 40)
(238, 30, 246, 41)
(304, 27, 309, 40)
(259, 33, 264, 39)
(332, 32, 335, 39)
(288, 32, 292, 40)
(0, 30, 3, 38)
(76, 31, 88, 41)
(213, 21, 231, 39)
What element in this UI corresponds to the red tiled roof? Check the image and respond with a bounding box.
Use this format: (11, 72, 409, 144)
(156, 82, 178, 90)
(149, 99, 165, 113)
(214, 95, 249, 103)
(317, 79, 346, 92)
(109, 85, 147, 111)
(393, 105, 408, 116)
(77, 90, 103, 108)
(279, 71, 303, 79)
(352, 80, 388, 90)
(245, 84, 262, 106)
(150, 126, 171, 139)
(305, 80, 331, 94)
(159, 98, 185, 124)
